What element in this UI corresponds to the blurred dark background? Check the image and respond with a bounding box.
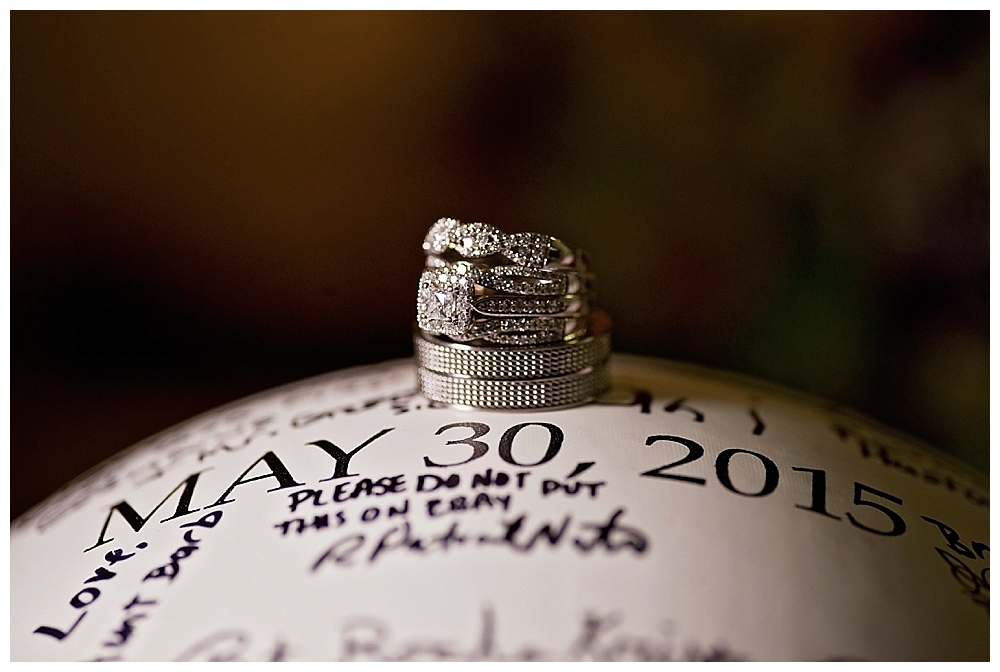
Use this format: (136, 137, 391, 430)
(11, 11, 989, 520)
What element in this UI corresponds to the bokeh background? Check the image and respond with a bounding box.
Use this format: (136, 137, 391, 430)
(11, 11, 989, 520)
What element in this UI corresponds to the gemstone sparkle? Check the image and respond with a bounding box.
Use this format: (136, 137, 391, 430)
(417, 271, 475, 337)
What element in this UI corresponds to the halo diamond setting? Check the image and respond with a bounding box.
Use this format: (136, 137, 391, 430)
(417, 270, 475, 338)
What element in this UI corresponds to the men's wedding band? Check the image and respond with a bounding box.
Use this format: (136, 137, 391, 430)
(415, 311, 611, 380)
(417, 363, 610, 410)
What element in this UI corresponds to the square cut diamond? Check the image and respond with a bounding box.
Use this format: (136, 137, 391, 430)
(417, 271, 474, 337)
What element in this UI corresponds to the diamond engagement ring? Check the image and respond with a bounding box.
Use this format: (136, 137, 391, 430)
(417, 266, 591, 344)
(423, 217, 587, 270)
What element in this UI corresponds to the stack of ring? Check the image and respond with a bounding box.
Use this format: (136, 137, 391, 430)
(414, 218, 611, 409)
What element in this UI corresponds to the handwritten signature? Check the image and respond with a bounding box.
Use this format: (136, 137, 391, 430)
(174, 608, 745, 661)
(310, 507, 648, 571)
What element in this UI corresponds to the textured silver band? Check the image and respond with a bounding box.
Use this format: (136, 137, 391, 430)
(415, 327, 611, 380)
(417, 362, 611, 409)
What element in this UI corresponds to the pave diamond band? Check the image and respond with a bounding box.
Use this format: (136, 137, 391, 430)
(472, 295, 586, 317)
(415, 217, 611, 409)
(424, 259, 594, 296)
(479, 264, 592, 296)
(464, 316, 588, 345)
(423, 217, 585, 269)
